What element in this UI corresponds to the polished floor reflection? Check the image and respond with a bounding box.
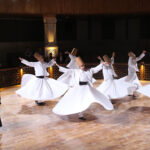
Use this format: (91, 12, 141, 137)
(0, 80, 150, 150)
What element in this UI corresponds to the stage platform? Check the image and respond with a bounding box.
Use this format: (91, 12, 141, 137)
(0, 80, 150, 150)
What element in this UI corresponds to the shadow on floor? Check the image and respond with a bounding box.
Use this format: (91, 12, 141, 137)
(60, 113, 98, 122)
(18, 101, 58, 115)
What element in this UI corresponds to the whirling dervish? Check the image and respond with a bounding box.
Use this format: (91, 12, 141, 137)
(57, 48, 79, 87)
(16, 52, 68, 105)
(53, 57, 114, 120)
(97, 52, 136, 99)
(119, 50, 146, 96)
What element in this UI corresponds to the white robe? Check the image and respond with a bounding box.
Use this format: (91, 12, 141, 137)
(53, 64, 114, 116)
(111, 56, 118, 78)
(58, 54, 96, 86)
(16, 59, 68, 101)
(119, 53, 145, 94)
(97, 61, 136, 99)
(137, 84, 150, 98)
(66, 54, 79, 69)
(57, 54, 79, 86)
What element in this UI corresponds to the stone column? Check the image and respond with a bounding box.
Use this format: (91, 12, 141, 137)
(43, 16, 58, 57)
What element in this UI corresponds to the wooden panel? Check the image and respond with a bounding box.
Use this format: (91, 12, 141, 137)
(0, 0, 150, 15)
(36, 0, 150, 15)
(0, 0, 41, 14)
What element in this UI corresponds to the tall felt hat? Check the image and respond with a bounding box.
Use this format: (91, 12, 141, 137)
(71, 48, 78, 56)
(76, 57, 85, 67)
(128, 52, 136, 59)
(103, 55, 111, 63)
(34, 52, 43, 59)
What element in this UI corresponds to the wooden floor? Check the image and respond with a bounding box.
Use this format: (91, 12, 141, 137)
(0, 80, 150, 150)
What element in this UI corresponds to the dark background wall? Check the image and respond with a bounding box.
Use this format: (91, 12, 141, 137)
(0, 15, 44, 68)
(1, 14, 150, 68)
(57, 15, 150, 63)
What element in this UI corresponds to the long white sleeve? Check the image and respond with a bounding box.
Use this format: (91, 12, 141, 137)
(136, 53, 145, 62)
(69, 54, 74, 60)
(110, 57, 118, 77)
(111, 57, 115, 64)
(90, 63, 103, 74)
(21, 59, 35, 67)
(45, 59, 56, 68)
(59, 66, 71, 73)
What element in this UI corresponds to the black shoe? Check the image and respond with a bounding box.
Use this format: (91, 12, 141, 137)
(35, 101, 45, 106)
(0, 118, 2, 127)
(133, 95, 137, 99)
(78, 117, 86, 120)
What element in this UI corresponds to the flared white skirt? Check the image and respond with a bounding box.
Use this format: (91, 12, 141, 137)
(57, 72, 75, 87)
(16, 74, 68, 101)
(119, 73, 142, 88)
(137, 84, 150, 98)
(52, 84, 114, 115)
(97, 79, 137, 99)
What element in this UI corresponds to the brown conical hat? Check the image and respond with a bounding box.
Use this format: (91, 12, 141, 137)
(71, 48, 78, 56)
(128, 52, 136, 59)
(76, 57, 85, 67)
(103, 55, 111, 63)
(34, 52, 43, 60)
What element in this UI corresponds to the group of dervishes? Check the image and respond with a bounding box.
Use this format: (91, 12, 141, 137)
(0, 48, 149, 123)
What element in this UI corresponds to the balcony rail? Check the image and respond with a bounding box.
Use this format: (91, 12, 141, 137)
(0, 63, 150, 88)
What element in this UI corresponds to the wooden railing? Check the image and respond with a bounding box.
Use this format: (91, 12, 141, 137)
(0, 63, 150, 88)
